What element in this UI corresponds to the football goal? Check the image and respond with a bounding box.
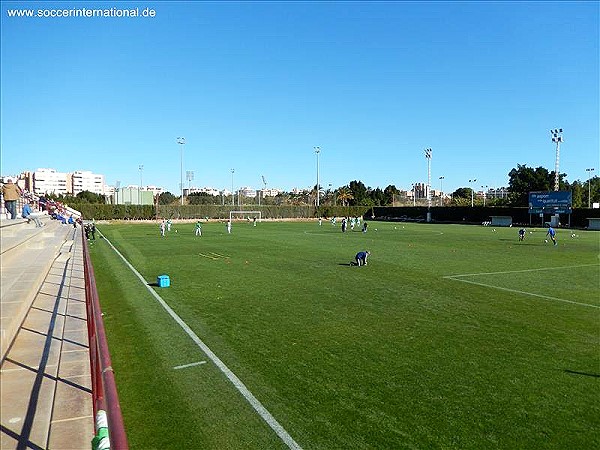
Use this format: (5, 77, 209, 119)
(229, 211, 262, 222)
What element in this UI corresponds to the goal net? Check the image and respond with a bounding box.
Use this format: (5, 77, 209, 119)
(229, 211, 262, 222)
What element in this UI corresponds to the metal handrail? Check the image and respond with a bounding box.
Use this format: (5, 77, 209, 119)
(82, 227, 129, 449)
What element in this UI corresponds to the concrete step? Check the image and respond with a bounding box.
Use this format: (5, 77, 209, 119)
(0, 221, 74, 360)
(0, 228, 93, 449)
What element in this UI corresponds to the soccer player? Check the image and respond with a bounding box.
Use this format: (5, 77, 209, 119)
(226, 220, 232, 234)
(355, 250, 370, 266)
(518, 228, 526, 241)
(546, 225, 557, 246)
(195, 220, 202, 236)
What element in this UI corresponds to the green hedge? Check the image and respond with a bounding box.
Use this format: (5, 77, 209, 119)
(74, 204, 370, 221)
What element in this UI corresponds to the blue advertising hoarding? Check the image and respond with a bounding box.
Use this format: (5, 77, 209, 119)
(528, 191, 572, 214)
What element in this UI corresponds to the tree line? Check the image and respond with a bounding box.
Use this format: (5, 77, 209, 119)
(48, 164, 599, 209)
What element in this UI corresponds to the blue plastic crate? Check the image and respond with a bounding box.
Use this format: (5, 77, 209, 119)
(157, 275, 170, 288)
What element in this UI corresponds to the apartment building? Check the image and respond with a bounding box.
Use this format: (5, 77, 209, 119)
(72, 171, 105, 195)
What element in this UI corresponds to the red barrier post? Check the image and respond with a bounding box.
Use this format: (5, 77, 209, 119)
(82, 227, 129, 449)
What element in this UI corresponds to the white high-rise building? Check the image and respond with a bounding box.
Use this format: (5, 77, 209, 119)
(72, 171, 105, 195)
(33, 168, 68, 196)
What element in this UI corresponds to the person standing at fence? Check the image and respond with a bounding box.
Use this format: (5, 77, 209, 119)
(2, 178, 22, 219)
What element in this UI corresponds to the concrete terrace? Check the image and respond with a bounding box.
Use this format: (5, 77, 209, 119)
(1, 216, 94, 449)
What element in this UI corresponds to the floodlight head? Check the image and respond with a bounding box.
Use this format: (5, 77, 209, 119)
(559, 128, 562, 132)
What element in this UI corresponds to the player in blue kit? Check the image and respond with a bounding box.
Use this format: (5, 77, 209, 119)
(355, 250, 370, 266)
(546, 226, 557, 246)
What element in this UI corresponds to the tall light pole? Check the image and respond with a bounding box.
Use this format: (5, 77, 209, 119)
(412, 183, 416, 207)
(186, 170, 194, 196)
(481, 185, 488, 207)
(469, 179, 477, 207)
(424, 148, 432, 221)
(551, 128, 563, 191)
(138, 165, 144, 205)
(439, 176, 444, 206)
(231, 169, 235, 207)
(176, 137, 186, 205)
(424, 148, 432, 207)
(115, 180, 121, 205)
(314, 146, 321, 208)
(586, 168, 595, 208)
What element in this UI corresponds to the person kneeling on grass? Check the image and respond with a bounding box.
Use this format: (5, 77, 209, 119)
(355, 250, 370, 266)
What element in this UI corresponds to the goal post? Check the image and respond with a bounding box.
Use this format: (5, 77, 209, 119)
(229, 211, 262, 222)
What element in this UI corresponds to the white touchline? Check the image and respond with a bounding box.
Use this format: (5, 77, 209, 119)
(443, 264, 600, 309)
(444, 263, 599, 278)
(99, 232, 303, 450)
(174, 361, 207, 370)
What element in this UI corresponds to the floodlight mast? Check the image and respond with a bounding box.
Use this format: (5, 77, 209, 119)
(314, 147, 321, 207)
(186, 170, 194, 195)
(259, 175, 267, 206)
(425, 149, 432, 209)
(551, 128, 563, 191)
(231, 169, 235, 206)
(586, 168, 595, 208)
(138, 165, 143, 205)
(176, 137, 186, 205)
(469, 179, 477, 207)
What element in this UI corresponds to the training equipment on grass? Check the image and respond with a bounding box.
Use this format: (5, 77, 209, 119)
(157, 275, 170, 287)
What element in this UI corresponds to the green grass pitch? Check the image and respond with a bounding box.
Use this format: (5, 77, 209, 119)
(89, 220, 599, 449)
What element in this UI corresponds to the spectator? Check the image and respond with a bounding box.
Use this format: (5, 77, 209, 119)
(2, 178, 22, 219)
(22, 201, 44, 227)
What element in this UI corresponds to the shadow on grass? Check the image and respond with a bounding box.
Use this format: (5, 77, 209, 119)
(147, 282, 160, 287)
(338, 262, 355, 266)
(564, 369, 600, 378)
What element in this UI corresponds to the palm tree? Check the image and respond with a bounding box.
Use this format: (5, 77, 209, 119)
(336, 186, 354, 206)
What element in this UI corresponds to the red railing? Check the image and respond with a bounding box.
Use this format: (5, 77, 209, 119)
(82, 228, 129, 449)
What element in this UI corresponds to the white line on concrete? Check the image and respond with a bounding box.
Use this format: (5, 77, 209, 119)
(173, 361, 207, 370)
(444, 265, 600, 310)
(100, 232, 303, 450)
(51, 415, 94, 424)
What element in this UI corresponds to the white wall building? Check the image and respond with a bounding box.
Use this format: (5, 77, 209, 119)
(184, 186, 221, 196)
(239, 186, 256, 198)
(260, 188, 282, 197)
(72, 170, 105, 195)
(33, 168, 69, 196)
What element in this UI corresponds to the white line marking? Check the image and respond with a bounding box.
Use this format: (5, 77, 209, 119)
(174, 361, 207, 370)
(445, 263, 599, 278)
(51, 415, 94, 424)
(100, 231, 303, 450)
(444, 264, 600, 309)
(198, 252, 218, 260)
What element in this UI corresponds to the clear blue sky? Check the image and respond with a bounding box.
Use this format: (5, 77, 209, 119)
(1, 1, 598, 195)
